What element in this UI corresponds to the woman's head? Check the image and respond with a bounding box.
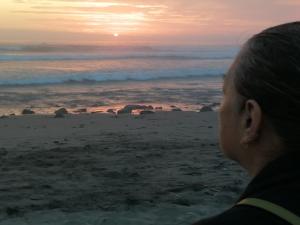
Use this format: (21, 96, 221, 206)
(219, 22, 300, 174)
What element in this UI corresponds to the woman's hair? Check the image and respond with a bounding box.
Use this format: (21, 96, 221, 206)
(232, 21, 300, 150)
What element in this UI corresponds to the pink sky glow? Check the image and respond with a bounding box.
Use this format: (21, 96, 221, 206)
(1, 0, 299, 45)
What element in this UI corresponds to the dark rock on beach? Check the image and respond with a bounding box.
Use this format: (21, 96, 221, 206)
(22, 109, 35, 115)
(55, 108, 68, 115)
(117, 105, 154, 114)
(200, 106, 213, 112)
(147, 105, 154, 110)
(54, 108, 68, 118)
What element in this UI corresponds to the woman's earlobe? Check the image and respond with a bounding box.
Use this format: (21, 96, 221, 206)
(240, 130, 259, 146)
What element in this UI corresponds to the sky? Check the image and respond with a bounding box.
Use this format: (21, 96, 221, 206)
(1, 0, 300, 45)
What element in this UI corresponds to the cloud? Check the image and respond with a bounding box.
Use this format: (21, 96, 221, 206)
(275, 0, 300, 5)
(12, 0, 212, 25)
(7, 0, 300, 44)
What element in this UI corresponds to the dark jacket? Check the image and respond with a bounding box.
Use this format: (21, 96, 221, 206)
(192, 151, 300, 225)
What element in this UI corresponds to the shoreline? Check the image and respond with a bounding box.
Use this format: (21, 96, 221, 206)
(0, 76, 222, 116)
(0, 102, 220, 117)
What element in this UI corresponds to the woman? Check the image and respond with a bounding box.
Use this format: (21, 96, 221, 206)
(192, 22, 300, 225)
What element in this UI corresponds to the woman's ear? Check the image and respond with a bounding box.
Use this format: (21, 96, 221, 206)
(240, 99, 262, 145)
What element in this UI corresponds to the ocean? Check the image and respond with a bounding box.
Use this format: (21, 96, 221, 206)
(0, 44, 239, 115)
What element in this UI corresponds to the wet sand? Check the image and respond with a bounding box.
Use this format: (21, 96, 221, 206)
(0, 111, 249, 225)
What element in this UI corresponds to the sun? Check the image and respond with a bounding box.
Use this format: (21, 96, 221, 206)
(113, 33, 119, 37)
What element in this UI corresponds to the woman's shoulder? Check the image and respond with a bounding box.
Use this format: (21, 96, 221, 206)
(191, 151, 300, 225)
(191, 204, 289, 225)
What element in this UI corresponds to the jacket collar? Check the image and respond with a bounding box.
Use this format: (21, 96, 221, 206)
(238, 151, 300, 202)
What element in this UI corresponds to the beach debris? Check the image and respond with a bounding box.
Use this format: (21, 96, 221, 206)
(155, 106, 163, 110)
(22, 109, 35, 115)
(54, 107, 68, 118)
(117, 105, 153, 114)
(172, 108, 182, 112)
(199, 105, 213, 112)
(140, 110, 155, 115)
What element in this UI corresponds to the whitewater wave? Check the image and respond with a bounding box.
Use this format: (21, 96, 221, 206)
(0, 53, 235, 62)
(0, 70, 224, 86)
(0, 44, 235, 86)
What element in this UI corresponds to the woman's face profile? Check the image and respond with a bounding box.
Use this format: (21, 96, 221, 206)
(218, 73, 243, 162)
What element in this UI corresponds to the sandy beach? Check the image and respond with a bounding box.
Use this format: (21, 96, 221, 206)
(0, 111, 249, 225)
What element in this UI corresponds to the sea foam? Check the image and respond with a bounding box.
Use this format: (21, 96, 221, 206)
(0, 44, 238, 86)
